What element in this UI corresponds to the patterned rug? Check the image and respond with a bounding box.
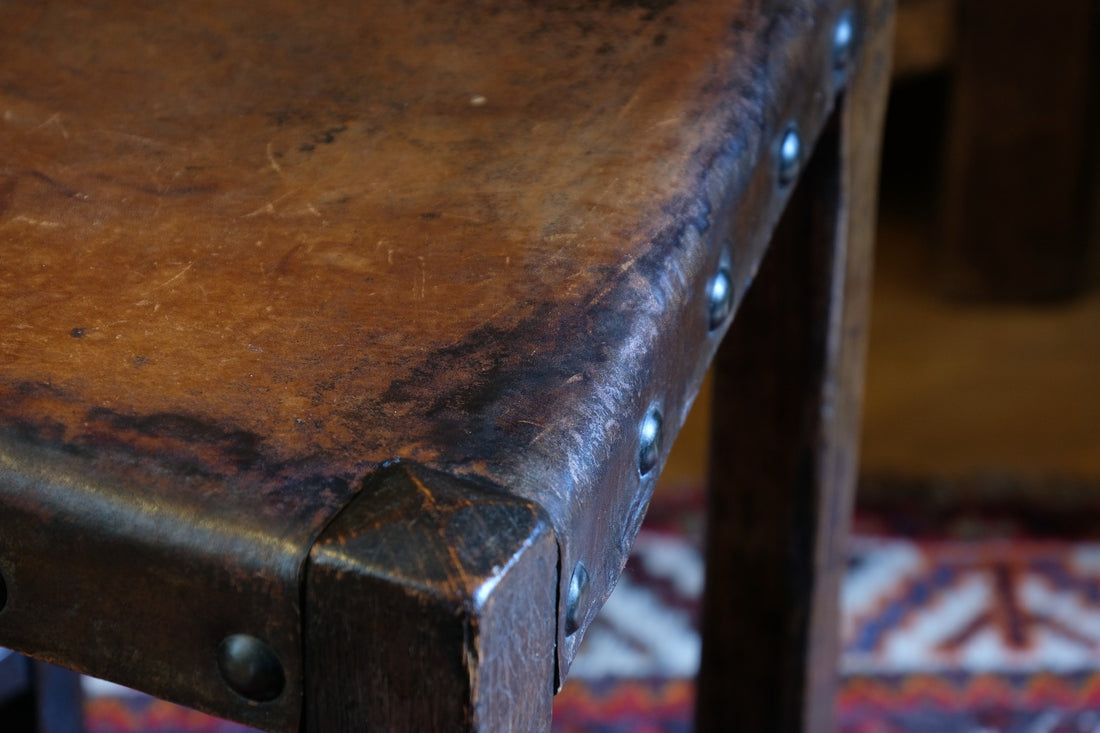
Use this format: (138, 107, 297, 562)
(56, 482, 1100, 731)
(559, 482, 1100, 733)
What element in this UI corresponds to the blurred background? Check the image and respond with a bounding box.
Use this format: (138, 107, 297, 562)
(660, 0, 1100, 506)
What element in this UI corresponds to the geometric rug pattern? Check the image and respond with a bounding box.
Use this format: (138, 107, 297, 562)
(557, 502, 1100, 732)
(844, 537, 1100, 675)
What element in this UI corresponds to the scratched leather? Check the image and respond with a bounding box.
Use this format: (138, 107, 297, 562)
(0, 0, 742, 479)
(0, 0, 862, 697)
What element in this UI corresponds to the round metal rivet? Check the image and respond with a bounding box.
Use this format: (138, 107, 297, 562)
(833, 9, 855, 71)
(565, 562, 589, 636)
(778, 126, 802, 187)
(707, 267, 734, 331)
(217, 634, 285, 703)
(638, 407, 662, 477)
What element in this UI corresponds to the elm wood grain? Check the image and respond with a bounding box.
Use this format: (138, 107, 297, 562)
(695, 0, 892, 729)
(937, 0, 1096, 301)
(0, 653, 83, 733)
(303, 462, 557, 732)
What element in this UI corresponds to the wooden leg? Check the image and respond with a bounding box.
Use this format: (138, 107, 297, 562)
(303, 463, 557, 732)
(0, 654, 84, 733)
(694, 4, 892, 731)
(937, 0, 1096, 301)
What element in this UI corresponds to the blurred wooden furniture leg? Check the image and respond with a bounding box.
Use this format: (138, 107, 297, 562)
(0, 651, 83, 733)
(938, 0, 1097, 300)
(695, 3, 893, 731)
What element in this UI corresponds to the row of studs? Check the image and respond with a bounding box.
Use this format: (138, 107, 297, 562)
(563, 5, 858, 644)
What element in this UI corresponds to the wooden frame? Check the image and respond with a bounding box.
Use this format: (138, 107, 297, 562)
(0, 1, 893, 730)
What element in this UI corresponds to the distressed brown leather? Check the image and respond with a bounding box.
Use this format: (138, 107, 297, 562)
(0, 1, 881, 729)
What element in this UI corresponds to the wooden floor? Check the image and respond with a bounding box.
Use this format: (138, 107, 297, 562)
(660, 75, 1100, 497)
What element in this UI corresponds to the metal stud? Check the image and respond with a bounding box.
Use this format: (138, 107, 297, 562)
(638, 407, 663, 477)
(565, 562, 589, 636)
(217, 634, 285, 703)
(778, 125, 802, 187)
(707, 266, 734, 331)
(833, 9, 855, 72)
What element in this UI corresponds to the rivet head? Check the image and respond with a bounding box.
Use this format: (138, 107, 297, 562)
(707, 267, 734, 331)
(217, 634, 285, 703)
(564, 562, 589, 636)
(833, 9, 855, 71)
(638, 407, 663, 477)
(778, 126, 802, 187)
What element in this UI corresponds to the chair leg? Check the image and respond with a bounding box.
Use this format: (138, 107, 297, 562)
(937, 0, 1096, 301)
(302, 464, 558, 733)
(694, 3, 892, 731)
(0, 654, 84, 733)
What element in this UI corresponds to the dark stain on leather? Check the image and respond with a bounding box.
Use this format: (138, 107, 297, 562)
(0, 177, 16, 219)
(84, 408, 266, 472)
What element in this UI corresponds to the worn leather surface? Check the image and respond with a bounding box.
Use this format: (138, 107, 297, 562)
(3, 0, 744, 473)
(0, 0, 859, 727)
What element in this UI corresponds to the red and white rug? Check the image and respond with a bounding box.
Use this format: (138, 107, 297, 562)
(561, 486, 1100, 733)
